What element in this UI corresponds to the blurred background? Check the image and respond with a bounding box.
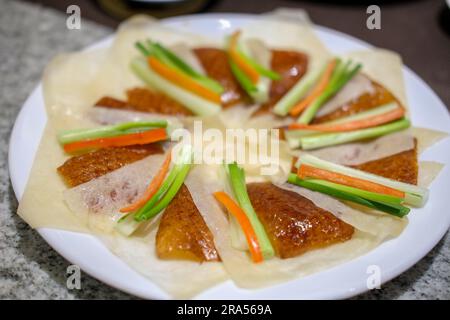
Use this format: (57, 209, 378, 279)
(18, 0, 450, 107)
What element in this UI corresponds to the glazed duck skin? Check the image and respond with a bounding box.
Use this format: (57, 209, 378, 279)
(247, 182, 354, 259)
(193, 48, 249, 108)
(57, 144, 163, 187)
(156, 184, 220, 262)
(95, 87, 193, 116)
(254, 50, 308, 115)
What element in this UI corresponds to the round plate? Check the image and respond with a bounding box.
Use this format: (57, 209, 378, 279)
(9, 14, 450, 299)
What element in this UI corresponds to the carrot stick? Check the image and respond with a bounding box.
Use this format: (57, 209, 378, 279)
(120, 151, 172, 213)
(288, 107, 405, 132)
(289, 59, 337, 116)
(229, 31, 260, 84)
(298, 164, 405, 198)
(213, 191, 264, 263)
(63, 128, 167, 153)
(148, 57, 221, 104)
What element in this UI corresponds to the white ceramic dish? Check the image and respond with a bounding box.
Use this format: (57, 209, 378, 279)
(9, 14, 450, 299)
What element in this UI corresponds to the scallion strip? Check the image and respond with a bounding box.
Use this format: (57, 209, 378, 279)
(237, 48, 280, 80)
(287, 174, 410, 217)
(227, 163, 275, 259)
(229, 59, 258, 94)
(299, 118, 410, 150)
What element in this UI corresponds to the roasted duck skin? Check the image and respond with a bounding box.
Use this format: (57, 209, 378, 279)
(194, 48, 249, 107)
(156, 185, 220, 262)
(95, 87, 193, 116)
(247, 183, 354, 259)
(57, 144, 163, 187)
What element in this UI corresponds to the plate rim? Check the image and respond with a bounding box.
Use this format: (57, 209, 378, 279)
(8, 13, 450, 300)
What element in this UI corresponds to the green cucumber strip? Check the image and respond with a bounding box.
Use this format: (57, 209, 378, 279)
(131, 57, 220, 116)
(228, 163, 275, 259)
(58, 120, 168, 144)
(272, 64, 325, 116)
(296, 154, 428, 207)
(287, 174, 409, 217)
(150, 42, 224, 94)
(299, 118, 410, 150)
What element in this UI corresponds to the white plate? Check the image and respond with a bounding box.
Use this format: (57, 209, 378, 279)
(9, 14, 450, 299)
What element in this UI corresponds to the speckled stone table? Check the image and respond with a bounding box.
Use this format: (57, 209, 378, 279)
(0, 0, 448, 300)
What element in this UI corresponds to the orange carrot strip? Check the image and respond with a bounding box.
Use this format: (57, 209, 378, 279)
(213, 191, 263, 263)
(148, 57, 221, 104)
(228, 31, 260, 84)
(298, 164, 405, 198)
(120, 151, 172, 213)
(288, 107, 405, 132)
(289, 59, 337, 116)
(63, 128, 167, 153)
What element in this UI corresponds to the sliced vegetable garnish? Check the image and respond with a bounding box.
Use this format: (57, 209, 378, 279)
(287, 174, 410, 217)
(138, 41, 224, 94)
(148, 56, 221, 104)
(298, 164, 405, 198)
(288, 106, 405, 132)
(229, 59, 258, 94)
(120, 151, 172, 213)
(227, 163, 275, 259)
(272, 64, 325, 116)
(58, 120, 167, 145)
(298, 59, 362, 124)
(136, 160, 191, 221)
(228, 31, 260, 84)
(134, 145, 193, 221)
(238, 48, 280, 81)
(296, 154, 428, 207)
(63, 128, 167, 153)
(131, 57, 221, 116)
(299, 118, 410, 150)
(289, 59, 337, 117)
(213, 191, 263, 263)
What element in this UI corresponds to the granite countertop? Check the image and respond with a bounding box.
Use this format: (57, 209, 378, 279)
(0, 0, 448, 299)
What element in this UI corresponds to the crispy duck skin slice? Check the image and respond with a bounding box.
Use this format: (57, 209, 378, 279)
(94, 87, 193, 116)
(156, 185, 220, 262)
(57, 144, 163, 188)
(254, 50, 308, 115)
(312, 81, 399, 124)
(352, 143, 418, 185)
(193, 48, 250, 108)
(247, 183, 354, 259)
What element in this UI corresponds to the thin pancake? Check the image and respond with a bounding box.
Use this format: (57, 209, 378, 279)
(193, 48, 249, 107)
(57, 144, 163, 187)
(247, 183, 354, 259)
(254, 50, 308, 115)
(95, 87, 193, 116)
(156, 184, 220, 262)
